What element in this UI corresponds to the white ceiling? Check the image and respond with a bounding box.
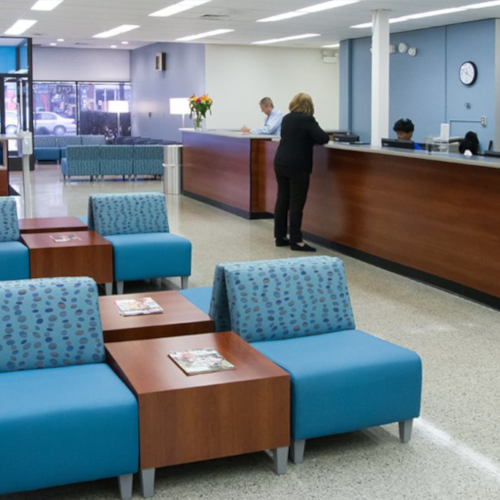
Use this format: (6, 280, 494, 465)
(0, 0, 499, 50)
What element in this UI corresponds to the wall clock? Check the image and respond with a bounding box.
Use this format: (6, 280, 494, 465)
(459, 61, 477, 86)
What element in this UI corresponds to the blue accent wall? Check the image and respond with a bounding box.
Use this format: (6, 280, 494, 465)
(341, 19, 497, 149)
(0, 47, 16, 73)
(130, 42, 205, 142)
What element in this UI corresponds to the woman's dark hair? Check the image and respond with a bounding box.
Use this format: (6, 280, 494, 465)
(393, 119, 414, 133)
(459, 131, 479, 155)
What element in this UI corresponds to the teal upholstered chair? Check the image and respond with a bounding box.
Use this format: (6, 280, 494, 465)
(61, 145, 100, 180)
(132, 145, 164, 179)
(0, 197, 30, 281)
(88, 192, 192, 294)
(185, 256, 422, 465)
(34, 135, 60, 163)
(100, 145, 133, 179)
(81, 134, 106, 145)
(0, 277, 138, 498)
(58, 135, 82, 159)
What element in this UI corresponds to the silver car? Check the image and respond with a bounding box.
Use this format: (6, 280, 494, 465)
(34, 112, 76, 136)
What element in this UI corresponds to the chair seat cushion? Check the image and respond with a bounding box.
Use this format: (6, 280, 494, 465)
(0, 241, 29, 281)
(179, 286, 212, 314)
(105, 232, 192, 281)
(253, 329, 422, 441)
(0, 364, 138, 495)
(34, 147, 60, 163)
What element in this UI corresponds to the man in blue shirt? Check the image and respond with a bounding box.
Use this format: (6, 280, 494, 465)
(241, 97, 283, 136)
(393, 118, 423, 150)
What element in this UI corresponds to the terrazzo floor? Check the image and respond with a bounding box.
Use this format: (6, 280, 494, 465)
(5, 164, 500, 500)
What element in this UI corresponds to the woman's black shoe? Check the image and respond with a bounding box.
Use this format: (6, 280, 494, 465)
(275, 237, 290, 247)
(291, 242, 316, 252)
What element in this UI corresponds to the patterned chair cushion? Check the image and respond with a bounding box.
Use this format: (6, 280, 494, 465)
(0, 197, 20, 242)
(34, 136, 57, 148)
(212, 256, 355, 342)
(88, 192, 169, 236)
(0, 277, 105, 372)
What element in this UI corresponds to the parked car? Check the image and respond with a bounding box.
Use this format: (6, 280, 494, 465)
(34, 112, 76, 136)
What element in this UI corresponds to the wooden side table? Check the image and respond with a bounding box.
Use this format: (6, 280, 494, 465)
(21, 231, 113, 294)
(18, 217, 88, 234)
(99, 291, 215, 342)
(106, 332, 290, 497)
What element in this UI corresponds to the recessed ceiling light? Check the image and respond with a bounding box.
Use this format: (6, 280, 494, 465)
(121, 41, 129, 45)
(31, 0, 64, 11)
(57, 38, 64, 42)
(175, 29, 234, 42)
(4, 19, 37, 36)
(150, 0, 212, 17)
(93, 25, 140, 38)
(252, 34, 321, 45)
(322, 43, 340, 48)
(49, 42, 57, 46)
(111, 45, 117, 48)
(258, 0, 359, 22)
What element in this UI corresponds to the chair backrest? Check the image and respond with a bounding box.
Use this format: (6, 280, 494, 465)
(81, 135, 106, 145)
(123, 137, 139, 145)
(0, 197, 20, 242)
(57, 135, 82, 148)
(34, 136, 57, 148)
(0, 277, 105, 373)
(209, 256, 355, 342)
(88, 192, 169, 236)
(134, 138, 151, 145)
(99, 144, 133, 160)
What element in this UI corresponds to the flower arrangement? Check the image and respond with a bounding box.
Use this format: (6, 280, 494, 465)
(189, 94, 213, 130)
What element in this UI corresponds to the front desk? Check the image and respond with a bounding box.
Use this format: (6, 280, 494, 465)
(183, 131, 500, 308)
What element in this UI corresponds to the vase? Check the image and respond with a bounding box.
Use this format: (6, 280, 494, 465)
(194, 114, 204, 131)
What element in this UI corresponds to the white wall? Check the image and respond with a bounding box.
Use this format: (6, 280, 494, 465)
(205, 45, 339, 131)
(33, 47, 130, 81)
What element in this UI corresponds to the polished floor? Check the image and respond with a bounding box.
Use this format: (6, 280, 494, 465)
(5, 165, 500, 499)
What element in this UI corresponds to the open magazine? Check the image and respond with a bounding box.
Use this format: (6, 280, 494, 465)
(114, 297, 164, 316)
(169, 348, 235, 375)
(50, 233, 82, 243)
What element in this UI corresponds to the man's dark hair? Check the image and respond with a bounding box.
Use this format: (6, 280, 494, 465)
(393, 118, 415, 133)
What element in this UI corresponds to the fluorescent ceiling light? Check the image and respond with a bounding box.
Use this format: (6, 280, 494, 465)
(4, 19, 37, 35)
(49, 42, 57, 46)
(31, 0, 64, 11)
(351, 1, 500, 28)
(322, 43, 340, 48)
(176, 29, 234, 41)
(252, 34, 321, 45)
(150, 0, 211, 17)
(93, 25, 140, 38)
(121, 41, 129, 45)
(258, 0, 359, 22)
(57, 38, 64, 42)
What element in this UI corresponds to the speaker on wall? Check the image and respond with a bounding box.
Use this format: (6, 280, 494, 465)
(155, 52, 166, 71)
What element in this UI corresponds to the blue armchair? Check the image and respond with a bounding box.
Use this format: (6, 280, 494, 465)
(88, 192, 192, 294)
(198, 256, 422, 464)
(0, 277, 139, 498)
(34, 135, 60, 163)
(0, 197, 30, 281)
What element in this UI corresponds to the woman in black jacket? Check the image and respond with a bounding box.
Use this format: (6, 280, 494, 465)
(274, 93, 329, 251)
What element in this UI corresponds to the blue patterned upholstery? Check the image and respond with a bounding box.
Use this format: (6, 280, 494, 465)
(61, 145, 100, 177)
(57, 136, 82, 148)
(0, 197, 20, 242)
(34, 136, 57, 148)
(100, 145, 133, 176)
(0, 276, 139, 496)
(0, 277, 104, 373)
(133, 145, 164, 176)
(81, 135, 106, 145)
(34, 135, 60, 162)
(88, 192, 169, 236)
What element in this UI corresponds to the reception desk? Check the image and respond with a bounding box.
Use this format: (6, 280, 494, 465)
(182, 132, 500, 307)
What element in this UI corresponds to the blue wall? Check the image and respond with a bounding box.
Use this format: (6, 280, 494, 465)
(340, 19, 496, 149)
(130, 42, 205, 142)
(0, 47, 16, 73)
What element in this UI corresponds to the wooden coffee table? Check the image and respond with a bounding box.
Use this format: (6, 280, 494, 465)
(21, 231, 113, 294)
(99, 291, 215, 342)
(19, 216, 88, 234)
(106, 332, 290, 497)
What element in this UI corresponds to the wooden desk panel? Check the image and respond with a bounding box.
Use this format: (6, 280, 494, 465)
(0, 169, 7, 197)
(99, 291, 215, 342)
(106, 332, 290, 469)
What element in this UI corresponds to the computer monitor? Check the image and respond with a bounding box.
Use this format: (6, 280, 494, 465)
(333, 133, 360, 143)
(381, 138, 416, 150)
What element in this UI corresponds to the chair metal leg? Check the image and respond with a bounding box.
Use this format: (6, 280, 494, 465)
(272, 446, 288, 475)
(140, 468, 155, 498)
(181, 276, 189, 289)
(118, 473, 133, 500)
(290, 439, 305, 464)
(399, 419, 413, 443)
(104, 282, 113, 295)
(117, 281, 124, 295)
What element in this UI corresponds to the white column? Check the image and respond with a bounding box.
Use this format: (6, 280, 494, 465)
(371, 10, 390, 146)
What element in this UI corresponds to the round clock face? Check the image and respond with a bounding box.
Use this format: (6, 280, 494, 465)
(460, 61, 477, 86)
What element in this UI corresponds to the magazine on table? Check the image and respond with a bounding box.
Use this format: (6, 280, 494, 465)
(168, 347, 235, 375)
(50, 233, 82, 243)
(114, 297, 164, 316)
